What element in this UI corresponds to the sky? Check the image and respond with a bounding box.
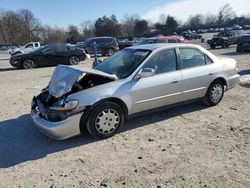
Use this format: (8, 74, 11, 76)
(1, 0, 250, 27)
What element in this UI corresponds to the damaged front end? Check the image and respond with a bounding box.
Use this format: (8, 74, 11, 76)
(31, 65, 117, 139)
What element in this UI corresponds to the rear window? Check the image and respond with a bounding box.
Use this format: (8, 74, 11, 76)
(105, 38, 113, 43)
(179, 48, 206, 69)
(167, 39, 178, 43)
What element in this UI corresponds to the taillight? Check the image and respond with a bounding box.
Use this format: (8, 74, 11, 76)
(235, 63, 239, 72)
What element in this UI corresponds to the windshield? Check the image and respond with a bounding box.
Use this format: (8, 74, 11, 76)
(33, 45, 47, 53)
(95, 49, 151, 79)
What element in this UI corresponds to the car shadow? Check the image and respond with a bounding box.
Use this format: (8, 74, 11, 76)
(0, 67, 18, 72)
(0, 101, 207, 168)
(238, 69, 250, 76)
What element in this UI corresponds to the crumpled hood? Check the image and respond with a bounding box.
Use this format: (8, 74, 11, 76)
(49, 65, 117, 98)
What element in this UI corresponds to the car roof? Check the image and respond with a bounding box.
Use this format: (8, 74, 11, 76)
(127, 43, 200, 51)
(149, 36, 183, 40)
(87, 37, 114, 40)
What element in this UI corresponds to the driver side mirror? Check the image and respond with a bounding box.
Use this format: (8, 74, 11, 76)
(138, 68, 155, 78)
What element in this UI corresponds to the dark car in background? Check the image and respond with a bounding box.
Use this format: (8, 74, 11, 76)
(10, 44, 87, 69)
(208, 30, 244, 49)
(117, 38, 134, 50)
(182, 32, 202, 40)
(76, 37, 119, 56)
(237, 34, 250, 52)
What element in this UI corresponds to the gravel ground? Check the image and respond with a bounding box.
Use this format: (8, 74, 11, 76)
(0, 42, 250, 188)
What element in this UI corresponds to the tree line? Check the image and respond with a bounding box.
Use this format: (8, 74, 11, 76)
(0, 4, 250, 45)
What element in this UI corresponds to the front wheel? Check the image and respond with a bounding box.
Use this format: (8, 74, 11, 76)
(22, 59, 36, 69)
(202, 81, 224, 106)
(69, 56, 80, 65)
(86, 102, 124, 138)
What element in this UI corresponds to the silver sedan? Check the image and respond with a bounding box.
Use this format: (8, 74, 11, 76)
(31, 44, 240, 139)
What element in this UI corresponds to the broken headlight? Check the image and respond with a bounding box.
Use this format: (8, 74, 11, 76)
(49, 99, 79, 112)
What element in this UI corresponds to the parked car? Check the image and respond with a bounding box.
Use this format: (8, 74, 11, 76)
(31, 43, 240, 140)
(207, 30, 244, 49)
(183, 32, 202, 40)
(9, 42, 41, 55)
(0, 46, 8, 51)
(232, 24, 242, 30)
(243, 25, 250, 30)
(136, 36, 186, 45)
(117, 38, 134, 50)
(237, 34, 250, 52)
(76, 37, 119, 56)
(10, 44, 87, 69)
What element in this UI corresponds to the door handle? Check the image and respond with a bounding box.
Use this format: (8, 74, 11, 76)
(208, 73, 214, 75)
(171, 80, 178, 83)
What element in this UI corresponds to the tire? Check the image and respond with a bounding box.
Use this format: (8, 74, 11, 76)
(107, 48, 115, 56)
(222, 42, 229, 48)
(236, 47, 242, 52)
(69, 56, 80, 65)
(86, 102, 124, 139)
(22, 59, 36, 69)
(210, 44, 215, 49)
(202, 80, 224, 106)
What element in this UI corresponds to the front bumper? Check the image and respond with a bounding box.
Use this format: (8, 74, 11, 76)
(9, 57, 22, 68)
(31, 98, 83, 140)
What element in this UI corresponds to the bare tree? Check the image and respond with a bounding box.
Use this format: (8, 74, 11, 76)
(80, 20, 95, 38)
(1, 10, 21, 44)
(158, 13, 166, 24)
(204, 14, 217, 27)
(18, 9, 41, 42)
(217, 4, 236, 25)
(40, 25, 67, 44)
(185, 14, 204, 28)
(121, 14, 139, 37)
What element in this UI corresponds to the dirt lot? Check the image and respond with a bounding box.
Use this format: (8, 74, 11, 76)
(0, 42, 250, 188)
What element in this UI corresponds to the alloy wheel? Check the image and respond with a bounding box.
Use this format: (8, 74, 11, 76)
(210, 83, 223, 103)
(95, 109, 120, 134)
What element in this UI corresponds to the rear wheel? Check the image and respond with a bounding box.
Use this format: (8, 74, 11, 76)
(107, 48, 115, 56)
(236, 47, 242, 52)
(69, 56, 80, 65)
(222, 42, 229, 48)
(202, 80, 224, 106)
(22, 59, 36, 69)
(210, 44, 215, 49)
(86, 102, 124, 138)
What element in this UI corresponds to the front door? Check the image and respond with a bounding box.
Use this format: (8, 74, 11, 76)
(130, 48, 182, 114)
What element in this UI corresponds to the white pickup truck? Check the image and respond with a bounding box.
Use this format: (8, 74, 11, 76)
(9, 42, 41, 55)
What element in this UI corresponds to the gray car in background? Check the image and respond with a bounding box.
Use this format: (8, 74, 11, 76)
(31, 44, 240, 140)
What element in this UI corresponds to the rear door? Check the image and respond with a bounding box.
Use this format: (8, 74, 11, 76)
(54, 45, 70, 64)
(178, 47, 215, 101)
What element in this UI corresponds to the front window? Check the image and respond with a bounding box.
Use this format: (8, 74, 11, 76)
(95, 49, 151, 78)
(142, 49, 177, 74)
(25, 43, 33, 48)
